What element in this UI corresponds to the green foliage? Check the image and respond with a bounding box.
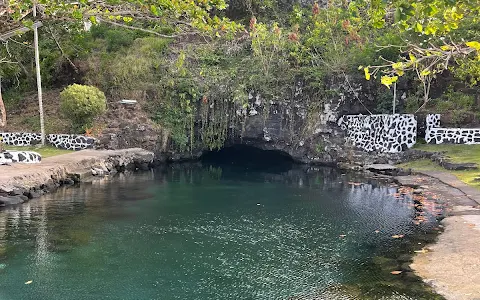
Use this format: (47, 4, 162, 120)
(389, 0, 479, 35)
(1, 0, 241, 37)
(250, 22, 287, 76)
(91, 25, 150, 52)
(404, 96, 421, 114)
(85, 33, 171, 98)
(249, 22, 295, 101)
(437, 90, 475, 111)
(2, 0, 479, 156)
(315, 142, 324, 154)
(453, 58, 480, 87)
(374, 90, 395, 114)
(154, 75, 198, 151)
(16, 115, 68, 134)
(154, 103, 190, 150)
(1, 22, 98, 93)
(60, 84, 106, 132)
(279, 0, 395, 91)
(360, 0, 480, 109)
(404, 86, 478, 124)
(433, 89, 477, 126)
(227, 0, 279, 22)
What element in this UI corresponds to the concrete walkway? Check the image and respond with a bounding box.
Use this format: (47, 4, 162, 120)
(404, 171, 480, 300)
(0, 148, 153, 193)
(419, 171, 480, 205)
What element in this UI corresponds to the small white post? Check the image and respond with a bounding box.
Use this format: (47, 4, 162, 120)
(33, 2, 46, 145)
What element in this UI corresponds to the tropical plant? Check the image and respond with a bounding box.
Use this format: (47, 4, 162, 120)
(0, 0, 240, 38)
(0, 0, 242, 136)
(361, 0, 480, 112)
(60, 84, 107, 132)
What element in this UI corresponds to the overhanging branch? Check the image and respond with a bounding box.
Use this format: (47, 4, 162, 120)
(0, 21, 43, 41)
(98, 18, 176, 38)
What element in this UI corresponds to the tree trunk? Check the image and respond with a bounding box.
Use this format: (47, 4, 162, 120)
(393, 82, 397, 114)
(0, 76, 6, 129)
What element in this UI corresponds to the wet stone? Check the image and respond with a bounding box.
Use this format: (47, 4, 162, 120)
(25, 190, 42, 199)
(0, 195, 25, 205)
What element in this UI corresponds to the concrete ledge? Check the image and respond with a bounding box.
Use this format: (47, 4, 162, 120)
(0, 148, 154, 207)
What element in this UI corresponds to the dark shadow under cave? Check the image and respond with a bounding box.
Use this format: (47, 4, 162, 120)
(200, 145, 295, 174)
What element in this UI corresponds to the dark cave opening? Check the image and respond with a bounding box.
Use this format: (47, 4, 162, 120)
(200, 145, 295, 173)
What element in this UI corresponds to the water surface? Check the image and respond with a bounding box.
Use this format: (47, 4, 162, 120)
(0, 155, 442, 299)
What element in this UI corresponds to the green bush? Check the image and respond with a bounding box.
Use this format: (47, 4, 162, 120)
(374, 90, 395, 114)
(91, 25, 146, 52)
(60, 84, 107, 132)
(404, 95, 422, 113)
(435, 89, 476, 126)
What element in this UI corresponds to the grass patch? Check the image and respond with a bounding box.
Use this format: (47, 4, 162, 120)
(4, 145, 74, 158)
(398, 144, 480, 189)
(397, 159, 444, 171)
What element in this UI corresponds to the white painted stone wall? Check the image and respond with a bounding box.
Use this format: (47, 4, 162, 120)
(425, 114, 480, 144)
(0, 150, 41, 164)
(0, 132, 95, 150)
(338, 114, 417, 153)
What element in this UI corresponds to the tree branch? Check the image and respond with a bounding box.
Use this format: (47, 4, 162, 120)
(46, 26, 78, 73)
(98, 17, 177, 38)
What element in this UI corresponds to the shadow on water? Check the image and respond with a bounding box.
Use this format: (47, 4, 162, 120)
(0, 146, 446, 300)
(201, 145, 294, 174)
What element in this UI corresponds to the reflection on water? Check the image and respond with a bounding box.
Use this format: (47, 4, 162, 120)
(0, 164, 443, 300)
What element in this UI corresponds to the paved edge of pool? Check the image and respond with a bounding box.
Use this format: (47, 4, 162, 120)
(0, 148, 155, 208)
(396, 173, 480, 300)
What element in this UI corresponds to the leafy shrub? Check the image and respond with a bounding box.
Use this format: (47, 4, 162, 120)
(436, 90, 476, 126)
(437, 90, 475, 111)
(374, 90, 395, 114)
(419, 89, 477, 126)
(404, 95, 422, 113)
(91, 25, 146, 52)
(60, 84, 107, 132)
(453, 57, 480, 87)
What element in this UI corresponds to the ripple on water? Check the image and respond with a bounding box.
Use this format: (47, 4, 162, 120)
(0, 167, 442, 300)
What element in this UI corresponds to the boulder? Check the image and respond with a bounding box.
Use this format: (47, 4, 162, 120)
(0, 195, 25, 206)
(25, 190, 42, 199)
(9, 188, 26, 196)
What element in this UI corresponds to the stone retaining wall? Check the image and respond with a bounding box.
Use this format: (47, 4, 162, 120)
(338, 114, 417, 153)
(0, 151, 41, 165)
(426, 114, 480, 144)
(0, 132, 95, 150)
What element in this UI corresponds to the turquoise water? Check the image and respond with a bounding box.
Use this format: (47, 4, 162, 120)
(0, 161, 442, 299)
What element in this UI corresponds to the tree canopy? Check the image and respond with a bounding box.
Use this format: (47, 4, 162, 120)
(0, 0, 479, 137)
(0, 0, 241, 38)
(362, 0, 480, 110)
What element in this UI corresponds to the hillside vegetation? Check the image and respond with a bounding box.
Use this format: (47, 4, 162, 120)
(1, 0, 479, 152)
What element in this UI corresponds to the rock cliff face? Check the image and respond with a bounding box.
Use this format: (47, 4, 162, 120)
(94, 76, 413, 166)
(95, 103, 169, 159)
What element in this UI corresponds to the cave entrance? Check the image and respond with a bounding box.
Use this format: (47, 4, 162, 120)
(200, 145, 294, 173)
